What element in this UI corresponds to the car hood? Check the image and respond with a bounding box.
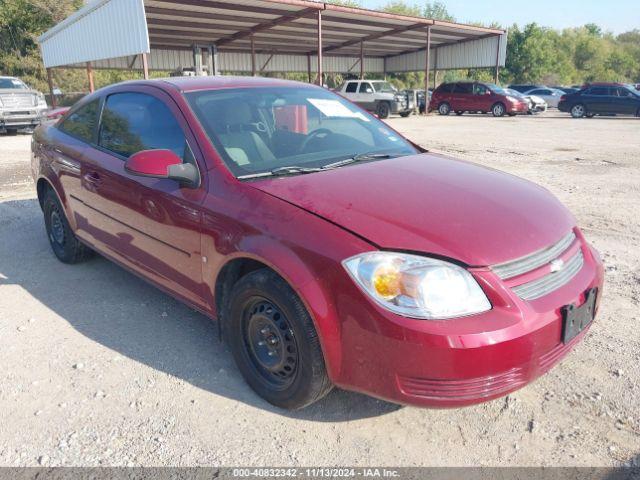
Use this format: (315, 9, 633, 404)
(0, 88, 38, 95)
(249, 153, 576, 266)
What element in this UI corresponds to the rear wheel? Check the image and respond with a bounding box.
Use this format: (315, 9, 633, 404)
(43, 189, 93, 263)
(438, 102, 451, 115)
(571, 104, 586, 118)
(226, 269, 332, 409)
(376, 102, 391, 119)
(491, 102, 506, 117)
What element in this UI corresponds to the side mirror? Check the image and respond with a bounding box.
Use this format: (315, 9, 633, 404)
(485, 90, 492, 95)
(125, 149, 199, 187)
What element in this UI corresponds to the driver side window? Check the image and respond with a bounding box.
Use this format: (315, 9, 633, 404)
(359, 82, 374, 94)
(99, 92, 187, 160)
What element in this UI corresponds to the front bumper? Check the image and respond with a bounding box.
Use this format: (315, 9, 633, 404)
(507, 102, 530, 114)
(390, 99, 414, 114)
(0, 109, 45, 129)
(332, 239, 604, 408)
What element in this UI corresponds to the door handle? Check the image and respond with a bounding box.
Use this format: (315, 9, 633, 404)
(83, 172, 102, 185)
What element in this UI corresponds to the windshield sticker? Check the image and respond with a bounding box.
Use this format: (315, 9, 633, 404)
(308, 98, 370, 121)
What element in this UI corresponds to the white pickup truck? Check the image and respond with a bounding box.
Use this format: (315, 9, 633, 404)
(0, 76, 48, 133)
(335, 80, 415, 119)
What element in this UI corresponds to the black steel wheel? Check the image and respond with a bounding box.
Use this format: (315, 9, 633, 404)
(43, 189, 93, 264)
(225, 269, 332, 409)
(243, 298, 299, 389)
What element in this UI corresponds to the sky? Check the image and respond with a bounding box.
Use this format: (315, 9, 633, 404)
(362, 0, 640, 34)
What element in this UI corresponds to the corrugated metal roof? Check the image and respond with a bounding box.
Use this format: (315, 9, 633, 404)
(39, 0, 149, 68)
(39, 0, 506, 71)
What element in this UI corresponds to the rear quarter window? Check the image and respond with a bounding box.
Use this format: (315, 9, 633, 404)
(58, 100, 100, 143)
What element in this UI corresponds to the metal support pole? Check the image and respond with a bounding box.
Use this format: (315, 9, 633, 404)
(86, 62, 95, 93)
(251, 34, 256, 76)
(141, 53, 149, 79)
(494, 34, 501, 84)
(307, 54, 312, 83)
(433, 48, 438, 89)
(383, 57, 387, 80)
(46, 68, 57, 108)
(211, 44, 219, 75)
(192, 45, 202, 76)
(423, 27, 431, 115)
(316, 10, 323, 86)
(359, 41, 364, 80)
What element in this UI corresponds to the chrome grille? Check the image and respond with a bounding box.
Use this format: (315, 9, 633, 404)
(492, 231, 576, 280)
(0, 93, 35, 108)
(512, 250, 584, 301)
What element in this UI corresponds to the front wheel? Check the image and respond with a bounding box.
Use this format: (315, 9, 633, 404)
(571, 104, 586, 118)
(491, 103, 506, 117)
(226, 269, 333, 409)
(43, 189, 93, 263)
(399, 111, 411, 118)
(438, 102, 451, 115)
(376, 102, 391, 119)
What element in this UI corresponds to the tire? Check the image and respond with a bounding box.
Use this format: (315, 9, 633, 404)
(376, 102, 391, 119)
(455, 111, 464, 116)
(225, 269, 332, 409)
(438, 102, 451, 115)
(43, 189, 93, 264)
(571, 104, 586, 118)
(399, 111, 411, 118)
(491, 102, 506, 117)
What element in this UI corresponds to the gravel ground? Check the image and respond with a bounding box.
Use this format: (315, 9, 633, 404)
(0, 111, 638, 467)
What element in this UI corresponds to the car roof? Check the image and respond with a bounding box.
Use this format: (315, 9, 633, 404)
(159, 75, 318, 93)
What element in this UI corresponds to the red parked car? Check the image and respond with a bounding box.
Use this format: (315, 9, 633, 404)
(430, 81, 529, 117)
(31, 77, 603, 410)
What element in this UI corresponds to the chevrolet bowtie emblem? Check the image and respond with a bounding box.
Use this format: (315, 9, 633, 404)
(550, 259, 565, 273)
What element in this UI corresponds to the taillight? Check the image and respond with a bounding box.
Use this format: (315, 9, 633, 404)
(560, 95, 566, 102)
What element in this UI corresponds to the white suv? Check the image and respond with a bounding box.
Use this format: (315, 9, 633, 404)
(336, 80, 414, 119)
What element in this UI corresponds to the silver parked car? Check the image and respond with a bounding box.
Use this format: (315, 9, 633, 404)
(522, 87, 565, 108)
(0, 76, 49, 133)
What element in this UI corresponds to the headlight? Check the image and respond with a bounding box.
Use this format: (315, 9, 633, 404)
(506, 96, 520, 103)
(343, 252, 491, 319)
(36, 93, 47, 108)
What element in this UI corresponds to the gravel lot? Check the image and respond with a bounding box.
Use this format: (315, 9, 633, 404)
(0, 111, 638, 467)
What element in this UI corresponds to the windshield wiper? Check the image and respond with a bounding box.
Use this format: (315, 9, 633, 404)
(237, 153, 399, 180)
(323, 152, 396, 169)
(237, 165, 325, 180)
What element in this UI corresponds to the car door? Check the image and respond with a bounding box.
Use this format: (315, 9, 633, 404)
(451, 83, 473, 111)
(342, 81, 358, 103)
(77, 87, 208, 310)
(357, 81, 376, 110)
(612, 87, 638, 115)
(582, 87, 609, 113)
(472, 83, 493, 111)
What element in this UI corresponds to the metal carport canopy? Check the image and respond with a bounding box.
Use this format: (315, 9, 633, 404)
(39, 0, 506, 102)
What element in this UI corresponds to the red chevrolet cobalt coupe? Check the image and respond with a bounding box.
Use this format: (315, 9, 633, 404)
(31, 77, 603, 409)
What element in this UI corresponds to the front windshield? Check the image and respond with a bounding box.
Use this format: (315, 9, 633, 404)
(486, 83, 509, 95)
(0, 78, 27, 89)
(372, 82, 397, 93)
(186, 87, 417, 178)
(505, 89, 524, 98)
